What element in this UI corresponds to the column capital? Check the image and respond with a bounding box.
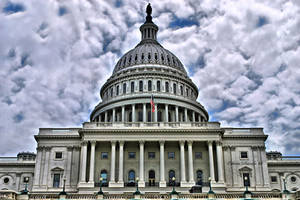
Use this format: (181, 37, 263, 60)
(36, 146, 44, 151)
(111, 140, 117, 145)
(81, 141, 88, 146)
(90, 140, 97, 145)
(179, 140, 185, 146)
(139, 140, 145, 145)
(67, 146, 73, 151)
(119, 141, 125, 146)
(187, 140, 193, 146)
(207, 140, 214, 145)
(216, 141, 223, 146)
(44, 146, 51, 151)
(159, 140, 165, 145)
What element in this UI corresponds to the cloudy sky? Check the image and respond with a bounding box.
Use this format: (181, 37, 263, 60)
(0, 0, 300, 156)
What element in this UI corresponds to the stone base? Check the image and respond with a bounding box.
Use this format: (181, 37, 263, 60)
(138, 181, 145, 187)
(109, 181, 124, 187)
(59, 194, 67, 200)
(17, 194, 29, 200)
(78, 182, 94, 188)
(180, 181, 194, 187)
(159, 181, 166, 187)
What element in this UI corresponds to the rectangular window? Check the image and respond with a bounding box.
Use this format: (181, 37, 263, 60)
(271, 176, 277, 183)
(148, 152, 155, 159)
(157, 81, 161, 92)
(128, 152, 136, 159)
(139, 80, 143, 92)
(165, 82, 169, 92)
(131, 81, 135, 93)
(241, 151, 248, 159)
(243, 173, 250, 186)
(173, 83, 176, 94)
(101, 152, 108, 159)
(110, 88, 113, 97)
(53, 174, 60, 188)
(116, 85, 119, 95)
(180, 86, 183, 95)
(168, 152, 175, 159)
(186, 88, 189, 96)
(123, 83, 126, 94)
(195, 152, 202, 159)
(55, 152, 62, 159)
(148, 80, 152, 91)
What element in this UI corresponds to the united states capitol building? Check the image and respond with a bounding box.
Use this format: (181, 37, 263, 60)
(0, 4, 299, 200)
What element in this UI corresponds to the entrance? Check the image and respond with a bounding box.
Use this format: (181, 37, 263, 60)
(148, 170, 155, 186)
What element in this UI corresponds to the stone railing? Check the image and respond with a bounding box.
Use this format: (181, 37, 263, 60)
(83, 122, 220, 129)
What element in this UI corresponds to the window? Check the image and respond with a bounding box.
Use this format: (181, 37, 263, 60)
(53, 174, 60, 188)
(101, 152, 108, 159)
(241, 151, 248, 159)
(148, 80, 152, 91)
(100, 170, 108, 183)
(149, 170, 155, 186)
(168, 152, 175, 159)
(148, 152, 155, 159)
(55, 152, 62, 159)
(195, 152, 202, 159)
(110, 88, 113, 97)
(138, 111, 143, 122)
(169, 170, 175, 184)
(180, 86, 183, 95)
(173, 83, 176, 94)
(123, 83, 126, 94)
(139, 80, 143, 92)
(196, 170, 203, 185)
(116, 85, 119, 96)
(291, 176, 297, 182)
(131, 81, 134, 93)
(128, 152, 136, 159)
(128, 170, 135, 182)
(243, 173, 250, 186)
(157, 81, 161, 92)
(271, 176, 277, 183)
(3, 177, 9, 184)
(165, 82, 169, 92)
(186, 88, 189, 96)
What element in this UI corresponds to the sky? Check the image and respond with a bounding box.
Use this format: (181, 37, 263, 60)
(0, 0, 299, 156)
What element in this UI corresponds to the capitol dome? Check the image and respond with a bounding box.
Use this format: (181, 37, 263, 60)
(90, 3, 208, 123)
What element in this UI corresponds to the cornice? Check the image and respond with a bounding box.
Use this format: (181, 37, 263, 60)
(34, 135, 81, 141)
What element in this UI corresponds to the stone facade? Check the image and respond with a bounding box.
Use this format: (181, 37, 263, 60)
(0, 3, 300, 200)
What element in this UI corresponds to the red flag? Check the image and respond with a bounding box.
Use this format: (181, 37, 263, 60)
(150, 95, 155, 112)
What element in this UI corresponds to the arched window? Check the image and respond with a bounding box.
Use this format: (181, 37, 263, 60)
(131, 81, 135, 93)
(148, 80, 152, 91)
(110, 88, 113, 97)
(173, 83, 176, 94)
(139, 80, 143, 92)
(157, 81, 161, 92)
(165, 82, 169, 93)
(116, 85, 119, 96)
(196, 170, 203, 185)
(128, 170, 135, 182)
(123, 83, 126, 94)
(100, 170, 108, 183)
(180, 86, 183, 95)
(169, 170, 175, 185)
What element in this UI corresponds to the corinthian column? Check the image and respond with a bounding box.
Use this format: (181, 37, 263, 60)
(88, 141, 96, 184)
(159, 141, 166, 187)
(179, 141, 186, 183)
(216, 141, 224, 183)
(208, 141, 215, 183)
(109, 141, 116, 185)
(187, 141, 195, 184)
(118, 141, 124, 185)
(139, 141, 145, 187)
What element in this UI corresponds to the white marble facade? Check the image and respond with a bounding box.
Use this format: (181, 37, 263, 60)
(1, 3, 300, 196)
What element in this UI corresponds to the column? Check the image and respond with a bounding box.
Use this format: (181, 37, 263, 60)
(175, 106, 179, 122)
(66, 146, 73, 186)
(110, 141, 116, 183)
(33, 147, 43, 187)
(159, 141, 166, 187)
(184, 108, 188, 122)
(179, 141, 186, 183)
(42, 147, 50, 186)
(208, 141, 215, 183)
(143, 104, 146, 122)
(118, 141, 124, 184)
(139, 141, 145, 187)
(216, 141, 224, 183)
(154, 104, 158, 122)
(88, 141, 96, 184)
(192, 111, 195, 122)
(188, 141, 194, 183)
(104, 111, 108, 122)
(132, 104, 136, 122)
(165, 104, 168, 122)
(79, 142, 88, 183)
(122, 106, 125, 122)
(112, 108, 116, 122)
